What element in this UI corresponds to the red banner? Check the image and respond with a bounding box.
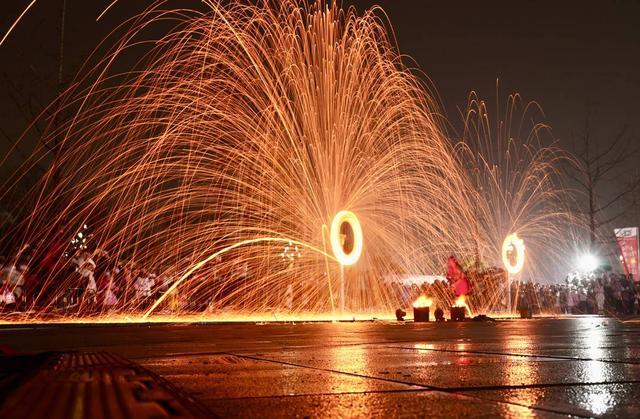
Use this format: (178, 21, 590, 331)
(615, 227, 639, 280)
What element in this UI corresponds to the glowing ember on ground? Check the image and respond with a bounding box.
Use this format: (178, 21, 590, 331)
(453, 295, 473, 317)
(453, 295, 466, 307)
(413, 295, 433, 308)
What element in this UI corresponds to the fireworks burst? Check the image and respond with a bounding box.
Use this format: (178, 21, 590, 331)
(0, 1, 579, 321)
(452, 92, 582, 313)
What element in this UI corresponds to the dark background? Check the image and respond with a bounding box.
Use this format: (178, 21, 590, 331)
(2, 1, 638, 142)
(1, 0, 639, 244)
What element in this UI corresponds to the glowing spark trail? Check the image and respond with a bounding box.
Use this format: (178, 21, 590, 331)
(97, 0, 119, 22)
(329, 210, 363, 267)
(0, 0, 37, 48)
(143, 237, 338, 319)
(502, 233, 525, 275)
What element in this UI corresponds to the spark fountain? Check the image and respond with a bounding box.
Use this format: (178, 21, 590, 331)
(0, 1, 580, 323)
(450, 93, 583, 316)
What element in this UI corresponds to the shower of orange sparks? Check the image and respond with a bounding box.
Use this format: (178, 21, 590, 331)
(0, 1, 582, 323)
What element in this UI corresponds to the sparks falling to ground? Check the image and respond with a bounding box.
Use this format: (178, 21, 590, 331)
(0, 0, 580, 322)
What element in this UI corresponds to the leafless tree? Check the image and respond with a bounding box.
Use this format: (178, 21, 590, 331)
(566, 106, 640, 250)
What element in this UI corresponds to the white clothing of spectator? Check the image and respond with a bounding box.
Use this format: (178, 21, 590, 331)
(135, 274, 155, 298)
(103, 273, 118, 307)
(1, 264, 25, 299)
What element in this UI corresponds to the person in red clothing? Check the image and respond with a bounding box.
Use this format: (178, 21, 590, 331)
(40, 229, 67, 276)
(446, 255, 470, 297)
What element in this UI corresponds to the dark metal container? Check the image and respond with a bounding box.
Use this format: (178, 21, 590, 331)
(413, 306, 430, 322)
(519, 308, 532, 319)
(450, 306, 465, 321)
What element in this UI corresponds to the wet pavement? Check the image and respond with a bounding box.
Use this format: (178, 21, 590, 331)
(1, 316, 639, 417)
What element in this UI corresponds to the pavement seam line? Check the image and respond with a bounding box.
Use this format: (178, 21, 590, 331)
(221, 350, 634, 418)
(389, 345, 640, 365)
(203, 358, 587, 418)
(222, 351, 439, 390)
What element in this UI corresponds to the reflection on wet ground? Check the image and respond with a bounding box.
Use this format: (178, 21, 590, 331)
(2, 316, 640, 417)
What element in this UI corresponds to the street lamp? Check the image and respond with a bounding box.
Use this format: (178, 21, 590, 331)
(578, 253, 599, 272)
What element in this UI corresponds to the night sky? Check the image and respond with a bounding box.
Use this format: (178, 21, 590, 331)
(1, 0, 639, 220)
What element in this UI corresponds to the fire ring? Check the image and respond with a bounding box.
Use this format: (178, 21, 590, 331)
(330, 210, 363, 266)
(502, 233, 525, 274)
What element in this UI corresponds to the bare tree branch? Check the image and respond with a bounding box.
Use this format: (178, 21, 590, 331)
(566, 104, 640, 248)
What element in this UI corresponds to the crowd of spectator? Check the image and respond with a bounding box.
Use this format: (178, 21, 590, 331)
(0, 244, 177, 314)
(1, 242, 639, 317)
(513, 272, 639, 316)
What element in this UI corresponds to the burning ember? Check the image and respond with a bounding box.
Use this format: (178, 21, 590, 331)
(453, 295, 466, 308)
(413, 295, 433, 308)
(452, 294, 473, 320)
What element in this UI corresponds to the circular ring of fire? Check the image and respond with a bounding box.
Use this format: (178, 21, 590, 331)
(330, 210, 363, 266)
(502, 233, 525, 274)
